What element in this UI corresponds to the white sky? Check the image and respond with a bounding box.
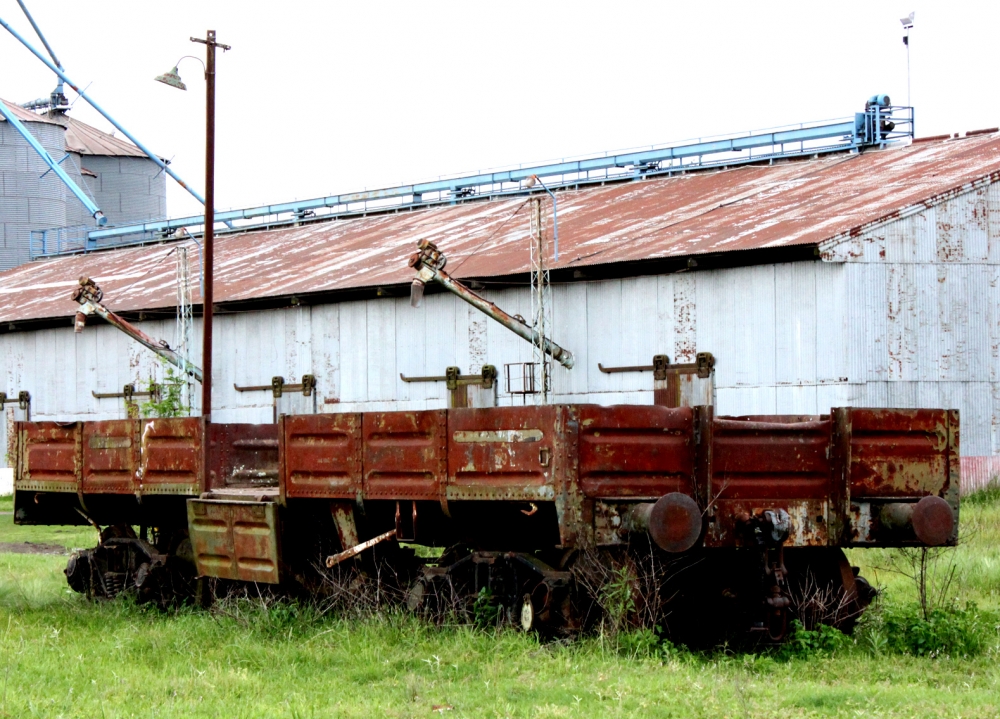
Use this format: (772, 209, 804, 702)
(1, 0, 997, 220)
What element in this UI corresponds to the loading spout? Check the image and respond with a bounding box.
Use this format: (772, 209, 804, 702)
(408, 240, 575, 370)
(71, 277, 203, 382)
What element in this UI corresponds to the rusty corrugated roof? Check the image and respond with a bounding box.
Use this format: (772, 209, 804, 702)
(2, 132, 1000, 324)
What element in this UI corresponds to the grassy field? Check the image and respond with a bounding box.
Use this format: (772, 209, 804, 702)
(1, 492, 999, 719)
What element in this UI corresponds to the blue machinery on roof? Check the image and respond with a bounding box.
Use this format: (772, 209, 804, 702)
(31, 95, 913, 259)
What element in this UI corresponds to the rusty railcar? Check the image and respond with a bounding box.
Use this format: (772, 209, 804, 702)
(11, 403, 958, 642)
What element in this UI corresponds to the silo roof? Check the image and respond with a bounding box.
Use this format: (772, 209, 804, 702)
(1, 100, 151, 157)
(0, 99, 60, 124)
(62, 115, 148, 158)
(2, 130, 1000, 325)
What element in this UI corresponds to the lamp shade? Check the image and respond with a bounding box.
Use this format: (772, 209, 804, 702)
(154, 67, 187, 91)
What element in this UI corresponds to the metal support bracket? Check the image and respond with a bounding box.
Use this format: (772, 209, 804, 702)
(0, 391, 31, 420)
(599, 352, 715, 379)
(234, 374, 317, 398)
(91, 383, 160, 401)
(400, 365, 497, 390)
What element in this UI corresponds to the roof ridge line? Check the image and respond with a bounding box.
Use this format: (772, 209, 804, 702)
(817, 168, 1000, 255)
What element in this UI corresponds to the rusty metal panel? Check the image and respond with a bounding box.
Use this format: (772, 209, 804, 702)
(282, 413, 362, 498)
(706, 416, 833, 548)
(850, 408, 953, 498)
(15, 421, 80, 493)
(447, 406, 557, 501)
(5, 135, 1000, 326)
(362, 410, 446, 499)
(138, 417, 202, 495)
(577, 404, 695, 499)
(187, 499, 280, 583)
(208, 423, 279, 490)
(81, 419, 139, 494)
(712, 416, 833, 500)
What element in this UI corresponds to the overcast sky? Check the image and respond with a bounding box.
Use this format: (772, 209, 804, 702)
(1, 0, 997, 220)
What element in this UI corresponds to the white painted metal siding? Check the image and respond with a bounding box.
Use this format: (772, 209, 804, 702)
(1, 260, 849, 459)
(3, 179, 998, 495)
(825, 180, 1000, 491)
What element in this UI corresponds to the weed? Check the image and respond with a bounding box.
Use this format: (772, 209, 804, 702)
(140, 362, 191, 418)
(882, 601, 992, 657)
(471, 587, 502, 629)
(877, 546, 960, 621)
(963, 479, 1000, 507)
(614, 627, 659, 658)
(778, 620, 851, 659)
(599, 565, 636, 634)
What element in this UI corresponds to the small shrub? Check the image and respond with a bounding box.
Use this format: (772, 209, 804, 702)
(778, 620, 850, 659)
(883, 602, 988, 657)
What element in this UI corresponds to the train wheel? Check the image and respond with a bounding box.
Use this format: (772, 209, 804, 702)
(784, 548, 872, 634)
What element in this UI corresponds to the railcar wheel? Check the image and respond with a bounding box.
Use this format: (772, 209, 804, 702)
(784, 548, 873, 634)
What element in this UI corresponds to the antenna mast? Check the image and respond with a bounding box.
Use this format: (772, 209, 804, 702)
(175, 247, 194, 412)
(529, 198, 552, 404)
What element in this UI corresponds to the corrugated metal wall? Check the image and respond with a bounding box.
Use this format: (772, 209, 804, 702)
(3, 180, 998, 492)
(84, 155, 167, 235)
(826, 180, 1000, 492)
(1, 259, 846, 452)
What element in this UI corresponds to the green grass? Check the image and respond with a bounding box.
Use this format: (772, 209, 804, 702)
(0, 490, 999, 718)
(0, 508, 97, 551)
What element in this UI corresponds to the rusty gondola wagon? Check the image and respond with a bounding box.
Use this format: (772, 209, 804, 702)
(10, 240, 960, 645)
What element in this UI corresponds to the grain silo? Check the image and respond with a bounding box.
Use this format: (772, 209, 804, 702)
(0, 101, 167, 269)
(62, 115, 166, 234)
(0, 100, 68, 270)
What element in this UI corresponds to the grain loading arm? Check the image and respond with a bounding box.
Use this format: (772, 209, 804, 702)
(71, 276, 203, 382)
(408, 239, 575, 369)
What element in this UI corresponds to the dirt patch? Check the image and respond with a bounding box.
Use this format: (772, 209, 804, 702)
(0, 541, 67, 555)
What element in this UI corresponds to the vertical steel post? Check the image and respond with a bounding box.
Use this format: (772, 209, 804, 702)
(202, 31, 215, 422)
(190, 29, 229, 422)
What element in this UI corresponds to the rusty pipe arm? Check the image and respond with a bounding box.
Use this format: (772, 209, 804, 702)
(73, 278, 203, 383)
(409, 241, 574, 370)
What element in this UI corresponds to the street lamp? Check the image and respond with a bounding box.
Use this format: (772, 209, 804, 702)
(155, 31, 230, 424)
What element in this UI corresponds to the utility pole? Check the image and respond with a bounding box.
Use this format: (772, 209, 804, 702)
(190, 30, 230, 423)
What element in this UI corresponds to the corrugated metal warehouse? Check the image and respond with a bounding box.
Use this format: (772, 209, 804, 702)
(2, 130, 1000, 493)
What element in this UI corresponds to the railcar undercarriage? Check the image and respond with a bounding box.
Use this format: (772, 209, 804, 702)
(13, 402, 957, 646)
